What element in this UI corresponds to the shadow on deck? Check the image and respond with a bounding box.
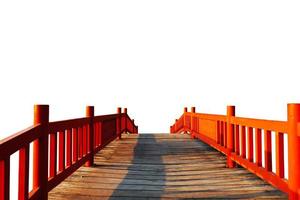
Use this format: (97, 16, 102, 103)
(49, 134, 287, 199)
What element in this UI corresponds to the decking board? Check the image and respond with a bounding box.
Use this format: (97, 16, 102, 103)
(49, 134, 287, 199)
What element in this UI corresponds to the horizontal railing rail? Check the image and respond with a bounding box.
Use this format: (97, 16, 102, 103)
(0, 105, 138, 200)
(170, 104, 300, 200)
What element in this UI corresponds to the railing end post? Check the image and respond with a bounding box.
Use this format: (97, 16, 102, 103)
(288, 103, 300, 199)
(117, 107, 122, 139)
(184, 107, 188, 113)
(33, 104, 49, 199)
(191, 107, 196, 113)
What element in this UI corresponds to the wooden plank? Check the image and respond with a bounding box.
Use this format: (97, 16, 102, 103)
(49, 134, 287, 199)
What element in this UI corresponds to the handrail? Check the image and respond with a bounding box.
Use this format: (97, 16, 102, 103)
(0, 105, 138, 200)
(170, 104, 300, 200)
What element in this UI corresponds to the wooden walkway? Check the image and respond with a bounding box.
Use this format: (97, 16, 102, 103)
(49, 134, 287, 199)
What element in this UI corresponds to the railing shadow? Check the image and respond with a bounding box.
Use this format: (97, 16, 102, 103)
(108, 134, 166, 199)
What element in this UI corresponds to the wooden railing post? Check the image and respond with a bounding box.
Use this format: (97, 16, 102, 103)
(226, 105, 235, 168)
(123, 108, 127, 133)
(33, 105, 49, 200)
(85, 106, 94, 167)
(288, 104, 300, 200)
(117, 107, 122, 139)
(183, 107, 187, 132)
(191, 107, 196, 138)
(132, 119, 135, 133)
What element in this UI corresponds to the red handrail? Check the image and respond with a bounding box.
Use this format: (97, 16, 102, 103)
(0, 105, 138, 200)
(170, 104, 300, 200)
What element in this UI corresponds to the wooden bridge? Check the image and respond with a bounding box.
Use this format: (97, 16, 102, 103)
(1, 104, 300, 199)
(48, 134, 286, 199)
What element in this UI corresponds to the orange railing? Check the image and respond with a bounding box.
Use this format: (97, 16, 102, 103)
(170, 104, 300, 200)
(0, 105, 138, 200)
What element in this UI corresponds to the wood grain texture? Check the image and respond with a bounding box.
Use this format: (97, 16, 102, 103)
(49, 134, 287, 199)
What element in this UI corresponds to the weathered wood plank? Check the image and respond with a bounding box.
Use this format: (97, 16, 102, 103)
(49, 134, 287, 199)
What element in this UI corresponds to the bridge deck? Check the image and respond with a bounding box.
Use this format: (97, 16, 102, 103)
(49, 134, 287, 199)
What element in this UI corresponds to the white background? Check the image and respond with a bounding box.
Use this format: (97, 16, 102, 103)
(1, 0, 300, 199)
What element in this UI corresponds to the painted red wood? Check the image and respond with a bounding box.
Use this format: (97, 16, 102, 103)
(19, 145, 29, 200)
(255, 128, 262, 167)
(264, 130, 272, 172)
(0, 157, 10, 200)
(234, 125, 240, 155)
(276, 132, 284, 178)
(0, 105, 137, 199)
(66, 129, 72, 167)
(72, 128, 78, 163)
(33, 105, 49, 200)
(86, 106, 94, 167)
(241, 126, 246, 159)
(287, 104, 300, 199)
(49, 132, 57, 178)
(83, 126, 86, 155)
(59, 131, 65, 172)
(247, 127, 253, 162)
(171, 105, 290, 198)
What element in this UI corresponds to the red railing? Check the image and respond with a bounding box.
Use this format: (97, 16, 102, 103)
(170, 104, 300, 200)
(0, 105, 138, 200)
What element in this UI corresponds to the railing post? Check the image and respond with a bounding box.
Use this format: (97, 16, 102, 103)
(132, 119, 135, 133)
(123, 108, 127, 133)
(85, 106, 94, 167)
(117, 107, 122, 139)
(226, 105, 235, 168)
(288, 104, 300, 200)
(183, 107, 187, 132)
(191, 107, 196, 138)
(33, 105, 49, 200)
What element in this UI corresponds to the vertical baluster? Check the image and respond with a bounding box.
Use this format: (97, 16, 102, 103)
(83, 125, 87, 155)
(49, 132, 57, 177)
(235, 125, 240, 155)
(220, 121, 224, 146)
(94, 123, 98, 148)
(224, 122, 227, 147)
(86, 124, 90, 153)
(247, 127, 253, 162)
(0, 157, 10, 200)
(66, 129, 72, 167)
(255, 128, 262, 167)
(59, 130, 65, 172)
(276, 132, 284, 178)
(241, 126, 246, 158)
(264, 130, 272, 171)
(72, 128, 78, 163)
(99, 122, 102, 147)
(216, 121, 220, 144)
(19, 145, 29, 200)
(78, 127, 83, 158)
